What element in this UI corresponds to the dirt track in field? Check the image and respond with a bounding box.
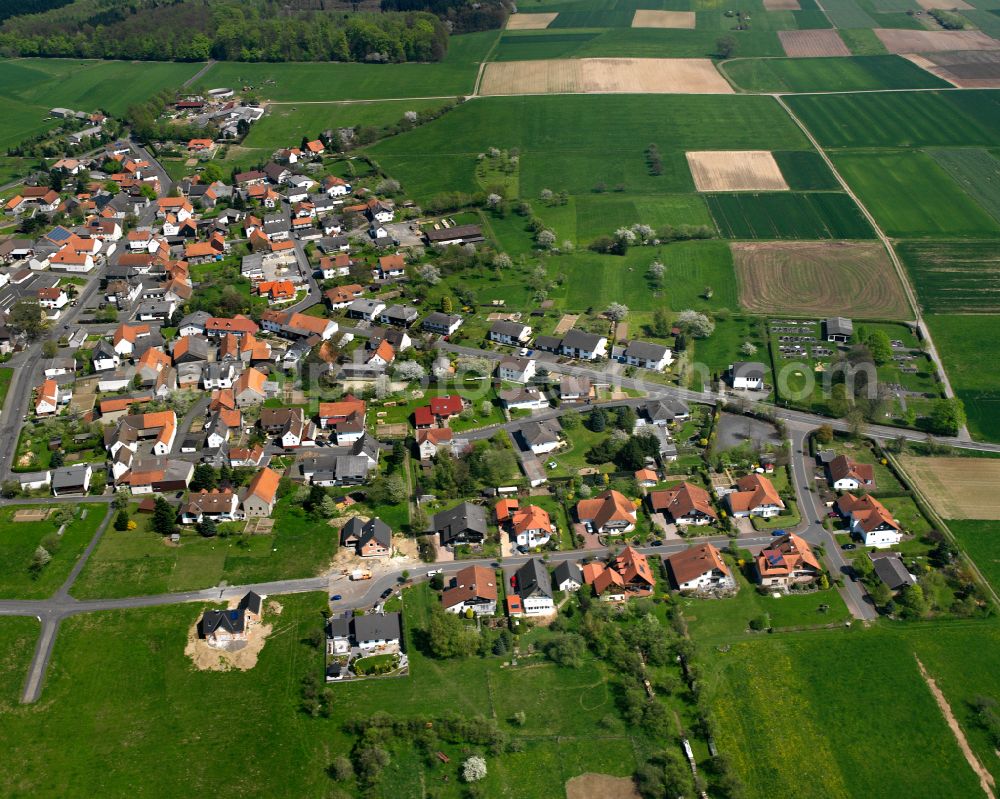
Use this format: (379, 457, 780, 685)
(733, 241, 911, 319)
(687, 150, 788, 192)
(899, 456, 1000, 519)
(764, 0, 801, 8)
(778, 29, 851, 57)
(566, 773, 642, 799)
(875, 28, 1000, 53)
(916, 657, 997, 799)
(914, 0, 972, 9)
(478, 58, 734, 95)
(631, 10, 696, 28)
(506, 12, 558, 29)
(904, 51, 1000, 87)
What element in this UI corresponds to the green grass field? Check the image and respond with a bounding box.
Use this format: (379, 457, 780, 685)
(0, 58, 204, 116)
(195, 32, 496, 101)
(0, 505, 106, 600)
(0, 617, 38, 704)
(928, 313, 1000, 441)
(929, 148, 1000, 223)
(71, 498, 339, 599)
(772, 150, 840, 190)
(492, 28, 784, 59)
(704, 628, 989, 799)
(707, 192, 875, 239)
(0, 585, 682, 797)
(723, 55, 948, 93)
(897, 241, 1000, 314)
(368, 93, 810, 202)
(788, 90, 1000, 149)
(834, 150, 1000, 238)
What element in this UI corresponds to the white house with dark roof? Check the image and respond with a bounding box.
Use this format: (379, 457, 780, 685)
(560, 329, 607, 360)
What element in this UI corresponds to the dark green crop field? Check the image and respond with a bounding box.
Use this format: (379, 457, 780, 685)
(707, 191, 875, 239)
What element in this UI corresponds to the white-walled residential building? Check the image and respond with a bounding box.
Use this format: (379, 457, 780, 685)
(488, 320, 531, 346)
(836, 493, 903, 549)
(665, 544, 736, 594)
(560, 329, 607, 361)
(496, 356, 536, 384)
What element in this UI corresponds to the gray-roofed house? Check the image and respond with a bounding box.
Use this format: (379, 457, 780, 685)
(642, 398, 690, 425)
(340, 517, 393, 557)
(823, 317, 853, 343)
(553, 560, 584, 592)
(352, 612, 402, 651)
(51, 463, 93, 496)
(619, 340, 672, 371)
(496, 356, 536, 384)
(533, 335, 562, 354)
(872, 553, 915, 591)
(433, 502, 488, 547)
(519, 419, 561, 455)
(512, 558, 554, 616)
(379, 304, 419, 328)
(422, 312, 463, 336)
(728, 361, 767, 390)
(560, 329, 607, 360)
(199, 591, 263, 645)
(488, 320, 531, 346)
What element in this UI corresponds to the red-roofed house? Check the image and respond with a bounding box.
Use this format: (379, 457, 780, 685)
(413, 394, 464, 428)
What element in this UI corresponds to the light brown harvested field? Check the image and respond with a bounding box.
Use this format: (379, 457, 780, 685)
(899, 456, 1000, 520)
(914, 0, 972, 9)
(733, 241, 911, 319)
(904, 50, 1000, 87)
(631, 9, 696, 28)
(875, 28, 1000, 53)
(566, 773, 642, 799)
(778, 29, 851, 57)
(764, 0, 801, 8)
(687, 150, 789, 192)
(505, 12, 558, 29)
(477, 58, 734, 96)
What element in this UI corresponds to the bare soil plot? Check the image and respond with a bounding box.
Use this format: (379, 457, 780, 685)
(914, 0, 972, 9)
(477, 58, 734, 96)
(184, 600, 282, 672)
(13, 509, 51, 522)
(765, 0, 802, 8)
(631, 10, 697, 28)
(904, 50, 1000, 86)
(566, 773, 642, 799)
(505, 12, 558, 29)
(875, 28, 1000, 53)
(899, 456, 1000, 519)
(553, 313, 580, 335)
(687, 150, 789, 192)
(733, 241, 911, 319)
(778, 29, 851, 57)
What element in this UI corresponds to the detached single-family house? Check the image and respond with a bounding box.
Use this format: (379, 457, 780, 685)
(442, 565, 497, 616)
(728, 361, 767, 391)
(519, 419, 561, 456)
(241, 466, 281, 518)
(422, 312, 463, 336)
(824, 317, 853, 343)
(827, 454, 875, 491)
(199, 592, 263, 646)
(509, 558, 554, 617)
(618, 340, 672, 371)
(552, 560, 583, 593)
(51, 464, 93, 496)
(755, 533, 821, 589)
(433, 502, 488, 548)
(576, 489, 636, 535)
(836, 493, 903, 548)
(499, 387, 547, 411)
(496, 356, 536, 384)
(181, 489, 241, 525)
(496, 498, 555, 549)
(582, 546, 655, 601)
(665, 543, 736, 595)
(352, 612, 401, 651)
(648, 482, 717, 526)
(726, 474, 784, 519)
(340, 517, 393, 558)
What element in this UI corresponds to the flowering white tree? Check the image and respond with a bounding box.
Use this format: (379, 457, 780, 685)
(404, 110, 418, 123)
(676, 309, 715, 339)
(605, 303, 629, 322)
(614, 227, 637, 245)
(537, 229, 556, 249)
(632, 223, 654, 242)
(493, 252, 513, 270)
(416, 264, 441, 285)
(463, 756, 487, 783)
(740, 341, 758, 356)
(486, 193, 503, 209)
(393, 361, 426, 381)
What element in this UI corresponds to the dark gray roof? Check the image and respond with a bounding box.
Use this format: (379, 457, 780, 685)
(824, 317, 853, 337)
(644, 398, 688, 421)
(238, 591, 262, 615)
(731, 361, 767, 380)
(534, 335, 562, 352)
(352, 612, 401, 643)
(422, 312, 461, 330)
(562, 329, 604, 350)
(433, 501, 488, 545)
(623, 339, 669, 360)
(327, 617, 350, 638)
(553, 559, 583, 587)
(51, 464, 90, 491)
(515, 557, 552, 600)
(490, 319, 528, 337)
(200, 607, 246, 636)
(873, 555, 914, 591)
(521, 419, 560, 447)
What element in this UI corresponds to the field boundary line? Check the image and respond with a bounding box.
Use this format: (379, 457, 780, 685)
(267, 96, 460, 105)
(774, 93, 969, 440)
(887, 452, 1000, 608)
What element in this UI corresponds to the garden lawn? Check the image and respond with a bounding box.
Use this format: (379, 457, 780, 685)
(70, 498, 339, 599)
(948, 519, 1000, 593)
(684, 563, 849, 645)
(705, 627, 988, 799)
(833, 150, 1000, 238)
(0, 505, 105, 599)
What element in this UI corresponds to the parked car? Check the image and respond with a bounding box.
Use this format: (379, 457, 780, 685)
(380, 588, 393, 599)
(330, 594, 342, 601)
(842, 543, 856, 551)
